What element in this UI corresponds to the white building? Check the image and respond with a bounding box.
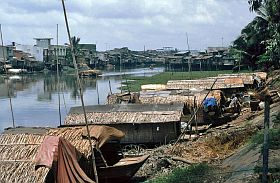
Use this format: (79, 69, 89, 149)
(15, 44, 44, 62)
(0, 46, 7, 62)
(34, 38, 52, 49)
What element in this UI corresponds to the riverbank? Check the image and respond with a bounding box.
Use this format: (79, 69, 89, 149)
(122, 70, 243, 92)
(131, 70, 280, 182)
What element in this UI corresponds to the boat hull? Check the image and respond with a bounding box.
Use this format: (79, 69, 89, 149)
(98, 155, 149, 183)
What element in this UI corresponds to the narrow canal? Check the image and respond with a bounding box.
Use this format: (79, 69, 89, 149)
(0, 67, 164, 131)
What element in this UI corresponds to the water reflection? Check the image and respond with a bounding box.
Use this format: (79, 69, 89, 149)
(0, 67, 164, 131)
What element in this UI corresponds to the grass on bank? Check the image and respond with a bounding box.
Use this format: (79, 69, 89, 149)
(122, 70, 238, 92)
(249, 128, 280, 149)
(147, 163, 210, 183)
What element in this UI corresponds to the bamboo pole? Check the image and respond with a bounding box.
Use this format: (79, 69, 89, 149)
(171, 78, 218, 152)
(0, 24, 15, 128)
(108, 80, 112, 95)
(56, 23, 62, 126)
(262, 95, 270, 183)
(60, 1, 99, 182)
(96, 81, 100, 105)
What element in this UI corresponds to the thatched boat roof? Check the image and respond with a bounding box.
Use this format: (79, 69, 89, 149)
(0, 125, 122, 182)
(217, 72, 267, 84)
(139, 90, 223, 106)
(106, 92, 140, 105)
(64, 104, 183, 125)
(166, 78, 244, 90)
(47, 127, 92, 157)
(0, 133, 49, 182)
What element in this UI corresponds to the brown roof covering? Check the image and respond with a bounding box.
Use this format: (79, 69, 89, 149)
(0, 125, 123, 182)
(0, 134, 49, 182)
(64, 104, 183, 125)
(218, 72, 267, 84)
(166, 78, 244, 90)
(139, 90, 223, 106)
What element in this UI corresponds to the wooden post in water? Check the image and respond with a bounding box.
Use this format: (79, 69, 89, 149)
(108, 80, 112, 95)
(0, 24, 15, 128)
(96, 81, 100, 105)
(262, 95, 270, 183)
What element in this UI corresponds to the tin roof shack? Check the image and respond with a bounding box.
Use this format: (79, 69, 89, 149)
(64, 104, 183, 144)
(164, 55, 185, 69)
(192, 55, 214, 71)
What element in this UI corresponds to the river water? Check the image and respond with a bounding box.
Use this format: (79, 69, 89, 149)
(0, 67, 164, 132)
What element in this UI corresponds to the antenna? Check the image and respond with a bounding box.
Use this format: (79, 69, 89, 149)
(186, 32, 190, 52)
(186, 32, 191, 72)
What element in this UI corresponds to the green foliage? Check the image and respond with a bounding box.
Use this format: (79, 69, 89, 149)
(249, 128, 280, 149)
(234, 0, 280, 70)
(148, 163, 210, 183)
(249, 130, 264, 147)
(66, 36, 82, 65)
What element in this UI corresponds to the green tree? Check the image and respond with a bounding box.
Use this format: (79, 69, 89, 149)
(232, 17, 268, 69)
(233, 0, 280, 70)
(66, 36, 83, 66)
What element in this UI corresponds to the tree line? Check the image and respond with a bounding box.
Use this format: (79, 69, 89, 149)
(232, 0, 280, 71)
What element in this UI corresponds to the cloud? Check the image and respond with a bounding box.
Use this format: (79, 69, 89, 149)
(0, 0, 256, 50)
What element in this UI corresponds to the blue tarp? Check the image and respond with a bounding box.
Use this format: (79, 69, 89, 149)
(203, 98, 217, 108)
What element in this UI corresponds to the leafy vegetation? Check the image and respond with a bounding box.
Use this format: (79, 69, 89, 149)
(148, 163, 210, 183)
(122, 70, 235, 92)
(249, 128, 280, 149)
(232, 0, 280, 71)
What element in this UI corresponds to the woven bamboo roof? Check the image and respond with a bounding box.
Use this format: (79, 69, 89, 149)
(0, 133, 49, 183)
(217, 72, 267, 84)
(166, 78, 244, 90)
(139, 90, 223, 106)
(64, 104, 183, 125)
(0, 127, 100, 182)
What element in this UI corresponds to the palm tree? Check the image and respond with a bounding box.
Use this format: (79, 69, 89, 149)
(233, 0, 280, 70)
(248, 0, 264, 12)
(71, 36, 81, 61)
(66, 36, 84, 66)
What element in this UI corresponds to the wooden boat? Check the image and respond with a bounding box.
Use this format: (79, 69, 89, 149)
(79, 69, 102, 77)
(98, 155, 149, 183)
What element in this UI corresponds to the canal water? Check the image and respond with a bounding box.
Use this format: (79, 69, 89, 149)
(0, 67, 164, 132)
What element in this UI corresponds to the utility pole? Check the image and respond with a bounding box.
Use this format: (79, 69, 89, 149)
(262, 95, 270, 183)
(186, 32, 191, 72)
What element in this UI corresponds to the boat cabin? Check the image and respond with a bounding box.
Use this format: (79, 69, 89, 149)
(64, 104, 184, 145)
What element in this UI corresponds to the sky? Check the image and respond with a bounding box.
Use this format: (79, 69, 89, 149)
(0, 0, 256, 51)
